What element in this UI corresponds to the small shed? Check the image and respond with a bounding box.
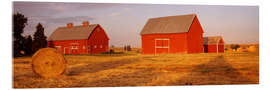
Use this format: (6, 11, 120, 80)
(203, 36, 224, 53)
(48, 21, 109, 54)
(140, 14, 204, 54)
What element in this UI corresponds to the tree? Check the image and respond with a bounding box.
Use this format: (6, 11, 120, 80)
(126, 45, 131, 51)
(13, 12, 28, 57)
(23, 35, 33, 55)
(124, 45, 131, 51)
(32, 23, 47, 53)
(231, 44, 240, 51)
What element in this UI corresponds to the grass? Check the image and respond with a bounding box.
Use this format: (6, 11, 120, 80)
(13, 51, 259, 88)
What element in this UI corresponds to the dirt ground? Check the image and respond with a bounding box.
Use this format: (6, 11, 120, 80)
(13, 52, 259, 88)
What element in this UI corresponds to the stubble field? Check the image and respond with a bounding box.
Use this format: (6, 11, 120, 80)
(13, 51, 259, 88)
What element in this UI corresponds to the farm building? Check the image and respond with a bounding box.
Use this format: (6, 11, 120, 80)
(48, 21, 109, 54)
(203, 36, 224, 53)
(140, 14, 204, 54)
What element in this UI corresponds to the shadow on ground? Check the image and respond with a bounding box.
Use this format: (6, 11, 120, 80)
(169, 55, 256, 85)
(67, 58, 139, 76)
(71, 68, 159, 87)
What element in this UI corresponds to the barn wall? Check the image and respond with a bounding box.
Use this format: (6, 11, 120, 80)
(205, 45, 218, 53)
(48, 25, 109, 54)
(141, 33, 188, 54)
(218, 39, 224, 52)
(48, 39, 89, 54)
(203, 38, 225, 53)
(187, 16, 204, 53)
(88, 25, 109, 54)
(218, 45, 224, 52)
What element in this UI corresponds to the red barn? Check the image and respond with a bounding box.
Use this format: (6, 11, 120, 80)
(203, 36, 224, 53)
(140, 14, 204, 54)
(48, 21, 109, 54)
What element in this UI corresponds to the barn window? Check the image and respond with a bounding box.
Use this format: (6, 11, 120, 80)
(94, 45, 97, 48)
(100, 45, 103, 48)
(71, 46, 79, 49)
(83, 46, 86, 49)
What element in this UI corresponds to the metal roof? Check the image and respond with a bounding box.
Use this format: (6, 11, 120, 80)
(48, 24, 98, 41)
(203, 36, 223, 45)
(140, 14, 196, 35)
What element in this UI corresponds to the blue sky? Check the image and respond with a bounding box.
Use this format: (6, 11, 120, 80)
(13, 2, 259, 47)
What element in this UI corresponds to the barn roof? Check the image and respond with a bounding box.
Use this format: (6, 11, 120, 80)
(203, 36, 223, 45)
(140, 14, 196, 35)
(48, 24, 98, 41)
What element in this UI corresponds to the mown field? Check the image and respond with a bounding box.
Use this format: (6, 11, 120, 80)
(13, 51, 259, 88)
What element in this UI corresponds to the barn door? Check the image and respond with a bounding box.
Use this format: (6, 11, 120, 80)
(155, 38, 170, 54)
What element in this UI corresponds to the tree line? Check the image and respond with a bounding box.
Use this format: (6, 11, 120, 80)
(13, 12, 47, 57)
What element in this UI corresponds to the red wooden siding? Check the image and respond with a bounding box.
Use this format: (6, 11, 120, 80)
(141, 33, 188, 54)
(48, 40, 89, 54)
(141, 16, 203, 54)
(203, 39, 224, 53)
(88, 26, 109, 54)
(187, 16, 204, 53)
(48, 25, 109, 54)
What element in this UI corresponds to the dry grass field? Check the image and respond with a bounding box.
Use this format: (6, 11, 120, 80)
(13, 49, 259, 88)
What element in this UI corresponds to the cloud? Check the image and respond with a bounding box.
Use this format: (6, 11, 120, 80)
(22, 15, 96, 37)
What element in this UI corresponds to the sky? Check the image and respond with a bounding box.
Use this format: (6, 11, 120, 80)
(13, 2, 259, 47)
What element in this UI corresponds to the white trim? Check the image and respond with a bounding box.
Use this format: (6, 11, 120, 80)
(155, 46, 169, 48)
(70, 43, 79, 45)
(155, 38, 170, 40)
(154, 38, 170, 54)
(71, 46, 79, 49)
(64, 47, 69, 54)
(55, 46, 61, 48)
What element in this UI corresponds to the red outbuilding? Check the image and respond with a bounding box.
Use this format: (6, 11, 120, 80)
(48, 21, 109, 54)
(140, 14, 204, 54)
(203, 36, 224, 53)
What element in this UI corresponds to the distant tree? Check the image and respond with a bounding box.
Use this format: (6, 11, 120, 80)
(32, 23, 47, 53)
(127, 45, 132, 51)
(231, 44, 240, 51)
(111, 45, 115, 48)
(13, 12, 28, 57)
(125, 45, 131, 51)
(109, 49, 115, 54)
(124, 45, 127, 51)
(23, 35, 33, 55)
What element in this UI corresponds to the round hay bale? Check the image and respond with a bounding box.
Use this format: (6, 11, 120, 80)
(32, 48, 67, 78)
(248, 45, 258, 52)
(236, 48, 243, 52)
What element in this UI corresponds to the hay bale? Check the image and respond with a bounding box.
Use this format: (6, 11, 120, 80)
(226, 48, 233, 52)
(248, 45, 258, 52)
(236, 48, 243, 52)
(32, 48, 67, 78)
